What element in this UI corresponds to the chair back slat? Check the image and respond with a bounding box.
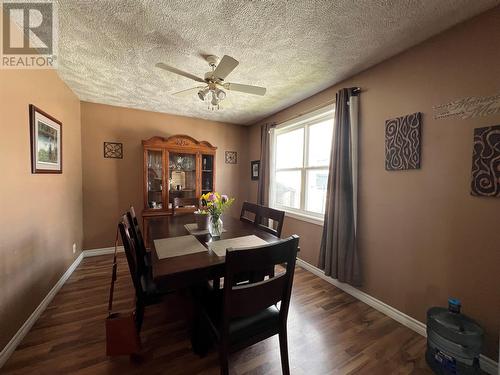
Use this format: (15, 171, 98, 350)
(118, 215, 142, 296)
(256, 206, 285, 238)
(126, 207, 148, 273)
(239, 201, 259, 224)
(129, 206, 140, 226)
(225, 239, 295, 275)
(223, 235, 299, 322)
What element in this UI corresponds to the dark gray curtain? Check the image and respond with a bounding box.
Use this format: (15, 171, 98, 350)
(319, 88, 361, 286)
(257, 122, 275, 206)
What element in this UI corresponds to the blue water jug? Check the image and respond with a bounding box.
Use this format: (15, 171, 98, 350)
(426, 298, 484, 375)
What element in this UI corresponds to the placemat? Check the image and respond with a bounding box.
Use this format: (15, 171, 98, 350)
(207, 235, 269, 257)
(184, 223, 227, 236)
(154, 235, 207, 259)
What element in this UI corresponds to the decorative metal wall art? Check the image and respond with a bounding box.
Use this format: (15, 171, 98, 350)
(225, 151, 237, 164)
(104, 142, 123, 159)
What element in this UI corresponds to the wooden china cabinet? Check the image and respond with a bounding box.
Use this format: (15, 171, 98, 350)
(142, 134, 216, 245)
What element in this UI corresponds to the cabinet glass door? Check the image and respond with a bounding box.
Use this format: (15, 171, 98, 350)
(146, 149, 164, 209)
(169, 153, 196, 207)
(201, 154, 214, 194)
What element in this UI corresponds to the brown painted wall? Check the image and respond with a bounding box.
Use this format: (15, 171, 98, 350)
(246, 8, 500, 357)
(81, 102, 248, 250)
(0, 70, 83, 349)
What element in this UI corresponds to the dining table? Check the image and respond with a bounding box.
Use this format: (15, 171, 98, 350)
(148, 213, 280, 290)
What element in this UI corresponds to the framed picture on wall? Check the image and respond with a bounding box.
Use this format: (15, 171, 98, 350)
(251, 160, 260, 180)
(29, 105, 62, 173)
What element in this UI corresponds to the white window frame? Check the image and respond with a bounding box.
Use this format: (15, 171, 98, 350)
(269, 105, 334, 226)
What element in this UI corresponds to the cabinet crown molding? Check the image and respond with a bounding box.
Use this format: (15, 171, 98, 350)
(142, 134, 217, 151)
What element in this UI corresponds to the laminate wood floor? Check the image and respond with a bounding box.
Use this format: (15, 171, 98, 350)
(2, 254, 436, 375)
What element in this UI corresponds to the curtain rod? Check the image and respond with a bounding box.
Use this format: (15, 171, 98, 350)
(273, 87, 360, 126)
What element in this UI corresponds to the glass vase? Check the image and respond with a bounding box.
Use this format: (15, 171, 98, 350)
(209, 214, 223, 238)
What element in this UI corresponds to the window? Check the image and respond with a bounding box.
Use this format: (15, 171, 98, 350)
(270, 106, 334, 223)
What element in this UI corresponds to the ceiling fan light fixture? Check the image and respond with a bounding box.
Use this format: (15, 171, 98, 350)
(211, 94, 219, 106)
(215, 88, 226, 100)
(197, 87, 209, 101)
(207, 91, 222, 111)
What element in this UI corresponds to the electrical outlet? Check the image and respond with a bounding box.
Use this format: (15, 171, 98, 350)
(72, 243, 76, 254)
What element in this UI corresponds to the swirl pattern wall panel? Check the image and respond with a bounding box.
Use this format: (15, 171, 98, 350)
(385, 112, 422, 170)
(471, 125, 500, 197)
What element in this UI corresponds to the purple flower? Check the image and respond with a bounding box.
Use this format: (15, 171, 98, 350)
(208, 193, 216, 201)
(221, 195, 228, 203)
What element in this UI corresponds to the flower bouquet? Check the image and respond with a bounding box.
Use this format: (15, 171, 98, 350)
(199, 192, 234, 237)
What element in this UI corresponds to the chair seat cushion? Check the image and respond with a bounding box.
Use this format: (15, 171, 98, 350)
(229, 305, 279, 345)
(203, 288, 280, 346)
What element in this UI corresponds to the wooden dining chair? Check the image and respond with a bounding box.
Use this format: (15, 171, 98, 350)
(172, 197, 199, 215)
(118, 215, 169, 332)
(200, 235, 299, 375)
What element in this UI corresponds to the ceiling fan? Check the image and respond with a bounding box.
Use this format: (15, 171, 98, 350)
(155, 55, 266, 110)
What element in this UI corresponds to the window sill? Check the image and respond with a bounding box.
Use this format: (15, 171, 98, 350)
(283, 210, 324, 226)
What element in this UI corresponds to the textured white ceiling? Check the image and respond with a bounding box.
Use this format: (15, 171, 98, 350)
(56, 0, 499, 125)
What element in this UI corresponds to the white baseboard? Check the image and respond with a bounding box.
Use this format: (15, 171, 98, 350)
(481, 354, 499, 375)
(295, 258, 498, 375)
(82, 245, 124, 257)
(0, 252, 84, 368)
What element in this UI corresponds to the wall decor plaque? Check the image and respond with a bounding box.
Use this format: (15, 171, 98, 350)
(225, 151, 237, 164)
(385, 112, 422, 171)
(471, 125, 500, 197)
(433, 93, 500, 120)
(104, 142, 123, 159)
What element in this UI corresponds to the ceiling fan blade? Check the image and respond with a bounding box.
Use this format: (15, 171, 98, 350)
(224, 82, 266, 96)
(172, 86, 206, 97)
(156, 62, 205, 83)
(213, 55, 239, 80)
(219, 98, 233, 109)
